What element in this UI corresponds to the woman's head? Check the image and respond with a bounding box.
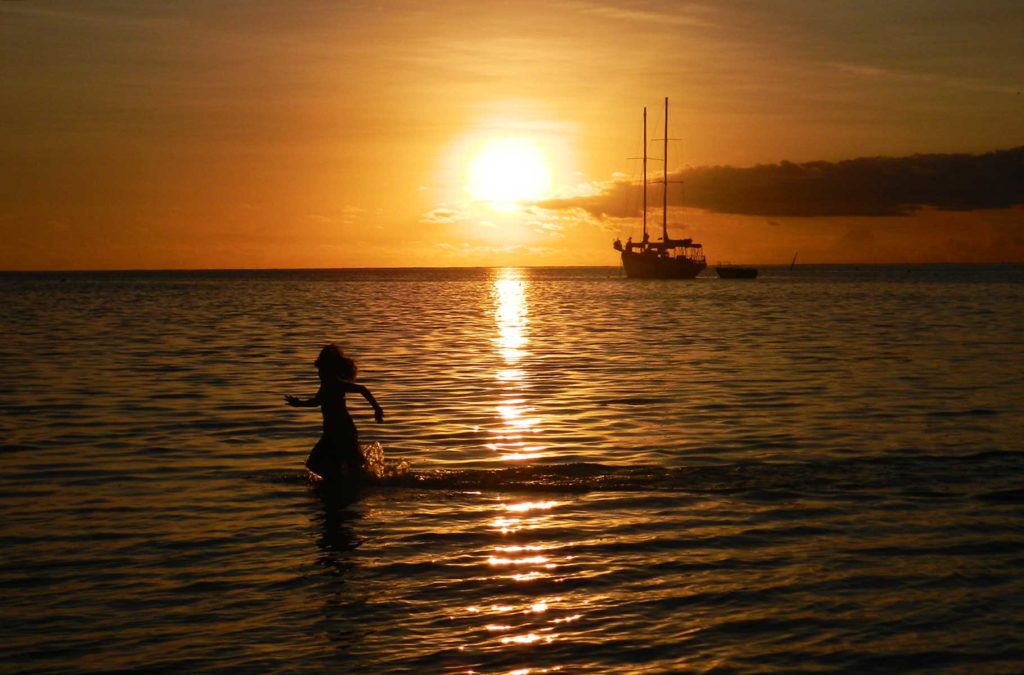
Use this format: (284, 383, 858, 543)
(315, 344, 357, 381)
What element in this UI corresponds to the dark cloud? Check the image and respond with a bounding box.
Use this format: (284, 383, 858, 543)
(541, 146, 1024, 218)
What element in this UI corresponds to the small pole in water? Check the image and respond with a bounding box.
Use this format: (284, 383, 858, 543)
(790, 252, 798, 271)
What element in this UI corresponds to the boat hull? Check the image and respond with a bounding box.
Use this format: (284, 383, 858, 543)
(621, 251, 706, 279)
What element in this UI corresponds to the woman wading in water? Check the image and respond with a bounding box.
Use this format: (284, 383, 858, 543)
(285, 344, 384, 484)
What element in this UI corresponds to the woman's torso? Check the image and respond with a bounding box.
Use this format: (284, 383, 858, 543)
(319, 378, 355, 438)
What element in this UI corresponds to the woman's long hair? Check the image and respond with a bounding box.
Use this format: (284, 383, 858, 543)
(315, 344, 357, 382)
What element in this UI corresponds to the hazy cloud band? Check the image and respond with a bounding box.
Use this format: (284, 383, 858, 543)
(541, 147, 1024, 218)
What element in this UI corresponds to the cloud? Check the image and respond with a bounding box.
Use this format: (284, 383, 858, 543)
(308, 205, 364, 226)
(564, 1, 717, 29)
(827, 60, 1022, 96)
(540, 146, 1024, 218)
(420, 207, 462, 225)
(523, 205, 591, 238)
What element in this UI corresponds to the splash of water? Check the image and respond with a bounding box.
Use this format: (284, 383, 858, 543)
(362, 442, 411, 481)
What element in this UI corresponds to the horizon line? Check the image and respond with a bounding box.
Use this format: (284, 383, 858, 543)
(3, 261, 1023, 274)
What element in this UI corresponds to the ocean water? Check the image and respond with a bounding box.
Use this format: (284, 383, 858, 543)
(2, 265, 1023, 673)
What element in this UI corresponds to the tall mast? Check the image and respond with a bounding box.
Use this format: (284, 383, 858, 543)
(662, 96, 668, 242)
(642, 106, 647, 242)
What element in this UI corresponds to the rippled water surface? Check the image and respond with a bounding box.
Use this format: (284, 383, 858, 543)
(2, 265, 1023, 672)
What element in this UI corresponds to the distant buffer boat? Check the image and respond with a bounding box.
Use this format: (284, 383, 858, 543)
(716, 265, 758, 279)
(613, 98, 706, 279)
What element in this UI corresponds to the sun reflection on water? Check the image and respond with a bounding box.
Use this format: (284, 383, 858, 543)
(494, 272, 528, 361)
(490, 269, 548, 462)
(504, 500, 559, 513)
(452, 270, 588, 665)
(487, 555, 551, 566)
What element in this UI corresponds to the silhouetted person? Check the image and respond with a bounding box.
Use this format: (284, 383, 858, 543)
(285, 344, 384, 485)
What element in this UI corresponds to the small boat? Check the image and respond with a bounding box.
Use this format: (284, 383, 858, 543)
(612, 98, 707, 279)
(716, 265, 758, 279)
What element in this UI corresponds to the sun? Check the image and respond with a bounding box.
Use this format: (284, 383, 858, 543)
(467, 138, 552, 205)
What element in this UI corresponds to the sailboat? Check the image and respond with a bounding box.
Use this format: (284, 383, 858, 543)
(613, 98, 707, 279)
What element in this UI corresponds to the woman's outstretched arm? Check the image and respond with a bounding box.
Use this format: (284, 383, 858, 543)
(344, 382, 384, 423)
(284, 393, 320, 408)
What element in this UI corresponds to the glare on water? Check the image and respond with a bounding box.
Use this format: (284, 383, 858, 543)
(491, 269, 546, 462)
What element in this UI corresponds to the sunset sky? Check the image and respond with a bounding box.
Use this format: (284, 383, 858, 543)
(2, 0, 1022, 269)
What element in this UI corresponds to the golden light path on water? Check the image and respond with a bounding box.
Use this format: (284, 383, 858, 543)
(490, 269, 545, 463)
(464, 269, 584, 667)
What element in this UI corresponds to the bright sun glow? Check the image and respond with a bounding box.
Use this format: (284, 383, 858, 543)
(468, 138, 552, 205)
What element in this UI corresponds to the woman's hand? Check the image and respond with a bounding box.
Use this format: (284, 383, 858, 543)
(284, 395, 300, 407)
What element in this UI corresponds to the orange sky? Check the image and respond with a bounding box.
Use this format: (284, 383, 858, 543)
(1, 1, 1022, 269)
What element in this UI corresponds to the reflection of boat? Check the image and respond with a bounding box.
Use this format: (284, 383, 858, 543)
(613, 97, 706, 279)
(716, 265, 758, 279)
